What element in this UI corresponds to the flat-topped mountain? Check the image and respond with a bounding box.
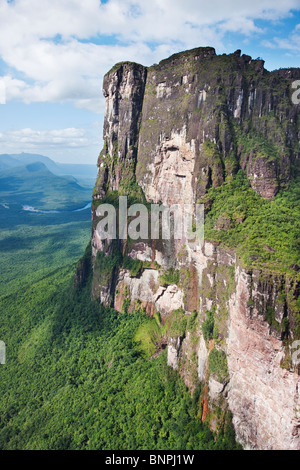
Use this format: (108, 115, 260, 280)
(84, 47, 300, 450)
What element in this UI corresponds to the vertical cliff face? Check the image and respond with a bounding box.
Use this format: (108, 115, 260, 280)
(88, 47, 300, 449)
(93, 62, 147, 198)
(135, 48, 299, 201)
(227, 266, 300, 450)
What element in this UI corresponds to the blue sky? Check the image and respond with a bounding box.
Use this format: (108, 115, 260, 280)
(0, 0, 299, 165)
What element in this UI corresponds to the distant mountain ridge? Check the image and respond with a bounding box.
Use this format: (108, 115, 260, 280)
(0, 160, 92, 211)
(0, 152, 97, 185)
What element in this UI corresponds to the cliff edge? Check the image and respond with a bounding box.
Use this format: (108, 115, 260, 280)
(84, 47, 300, 449)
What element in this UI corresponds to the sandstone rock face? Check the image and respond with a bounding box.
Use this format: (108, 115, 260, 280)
(227, 267, 300, 450)
(94, 62, 147, 197)
(88, 47, 300, 449)
(209, 377, 225, 402)
(142, 127, 196, 207)
(198, 335, 208, 382)
(195, 248, 300, 450)
(103, 237, 300, 449)
(95, 47, 300, 208)
(167, 337, 182, 370)
(155, 284, 184, 317)
(114, 268, 159, 314)
(113, 268, 185, 318)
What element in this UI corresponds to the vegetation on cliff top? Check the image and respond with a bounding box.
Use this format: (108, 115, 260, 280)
(203, 170, 300, 277)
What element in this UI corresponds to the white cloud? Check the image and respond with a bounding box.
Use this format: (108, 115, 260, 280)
(0, 0, 299, 111)
(0, 79, 6, 104)
(0, 124, 102, 164)
(262, 23, 300, 52)
(0, 127, 90, 148)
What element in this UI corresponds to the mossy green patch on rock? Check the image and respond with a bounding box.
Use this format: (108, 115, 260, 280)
(208, 348, 229, 383)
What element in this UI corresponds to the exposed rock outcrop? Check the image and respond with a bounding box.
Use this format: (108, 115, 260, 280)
(87, 47, 300, 449)
(227, 266, 300, 450)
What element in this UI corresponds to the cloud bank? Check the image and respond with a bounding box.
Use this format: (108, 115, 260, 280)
(0, 0, 299, 112)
